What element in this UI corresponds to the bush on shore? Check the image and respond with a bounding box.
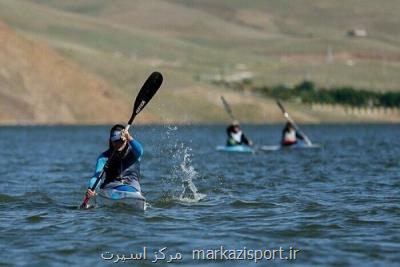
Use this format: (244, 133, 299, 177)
(254, 81, 400, 108)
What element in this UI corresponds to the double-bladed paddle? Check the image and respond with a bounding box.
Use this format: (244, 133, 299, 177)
(80, 71, 163, 209)
(277, 100, 312, 145)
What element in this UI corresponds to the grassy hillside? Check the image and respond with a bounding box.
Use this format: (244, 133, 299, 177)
(16, 0, 400, 89)
(0, 0, 399, 124)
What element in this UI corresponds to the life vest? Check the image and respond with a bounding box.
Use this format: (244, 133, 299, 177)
(231, 131, 242, 143)
(284, 129, 297, 143)
(101, 144, 141, 189)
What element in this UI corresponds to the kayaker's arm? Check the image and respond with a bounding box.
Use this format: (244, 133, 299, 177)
(85, 154, 107, 201)
(241, 133, 253, 146)
(129, 139, 143, 160)
(281, 128, 286, 139)
(87, 155, 107, 189)
(226, 125, 236, 137)
(120, 129, 143, 160)
(296, 132, 305, 141)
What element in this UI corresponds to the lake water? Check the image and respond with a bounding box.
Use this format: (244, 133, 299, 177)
(0, 124, 399, 266)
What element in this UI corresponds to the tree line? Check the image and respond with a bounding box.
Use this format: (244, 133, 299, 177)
(254, 81, 400, 108)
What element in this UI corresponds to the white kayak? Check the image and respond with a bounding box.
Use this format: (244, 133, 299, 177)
(98, 184, 146, 211)
(261, 143, 321, 151)
(216, 145, 254, 153)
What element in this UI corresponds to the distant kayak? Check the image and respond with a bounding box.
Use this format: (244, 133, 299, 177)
(261, 143, 321, 151)
(216, 145, 254, 153)
(98, 184, 146, 211)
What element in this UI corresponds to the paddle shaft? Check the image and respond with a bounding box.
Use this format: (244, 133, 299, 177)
(220, 96, 236, 121)
(80, 72, 163, 208)
(277, 101, 312, 145)
(220, 96, 254, 146)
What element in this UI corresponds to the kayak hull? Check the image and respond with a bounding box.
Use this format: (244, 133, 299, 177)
(98, 185, 146, 211)
(216, 145, 254, 153)
(261, 143, 321, 151)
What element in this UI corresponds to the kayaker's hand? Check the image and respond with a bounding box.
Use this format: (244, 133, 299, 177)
(86, 189, 96, 199)
(121, 129, 133, 142)
(248, 140, 253, 146)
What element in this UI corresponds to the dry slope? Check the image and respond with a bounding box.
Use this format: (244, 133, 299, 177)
(0, 19, 135, 124)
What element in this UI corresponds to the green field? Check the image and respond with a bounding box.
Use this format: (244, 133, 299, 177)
(1, 0, 399, 123)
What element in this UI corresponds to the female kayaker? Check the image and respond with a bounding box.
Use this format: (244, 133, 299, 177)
(281, 122, 305, 146)
(85, 124, 143, 200)
(226, 120, 253, 147)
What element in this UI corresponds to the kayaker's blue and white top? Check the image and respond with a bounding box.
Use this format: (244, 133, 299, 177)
(88, 139, 143, 191)
(281, 124, 305, 146)
(226, 125, 251, 146)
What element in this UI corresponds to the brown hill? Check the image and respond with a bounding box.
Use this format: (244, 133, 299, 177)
(0, 19, 140, 125)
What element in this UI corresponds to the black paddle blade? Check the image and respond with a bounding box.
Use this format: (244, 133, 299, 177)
(220, 96, 235, 120)
(276, 100, 286, 113)
(128, 72, 163, 124)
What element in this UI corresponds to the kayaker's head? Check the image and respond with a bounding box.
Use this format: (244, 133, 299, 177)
(109, 124, 127, 150)
(285, 122, 294, 131)
(232, 120, 240, 132)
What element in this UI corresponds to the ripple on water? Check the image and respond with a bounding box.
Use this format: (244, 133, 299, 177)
(25, 213, 47, 223)
(1, 125, 400, 267)
(151, 192, 177, 208)
(229, 199, 268, 208)
(0, 193, 17, 203)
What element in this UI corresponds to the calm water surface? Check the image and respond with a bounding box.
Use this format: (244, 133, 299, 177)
(0, 124, 399, 266)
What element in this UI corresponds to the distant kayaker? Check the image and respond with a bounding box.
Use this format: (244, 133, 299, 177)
(281, 122, 305, 146)
(85, 124, 143, 200)
(226, 120, 253, 146)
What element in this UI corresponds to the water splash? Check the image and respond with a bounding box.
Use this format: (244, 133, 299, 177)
(159, 125, 206, 204)
(177, 147, 206, 203)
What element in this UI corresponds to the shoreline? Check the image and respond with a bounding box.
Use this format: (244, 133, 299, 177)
(1, 121, 399, 127)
